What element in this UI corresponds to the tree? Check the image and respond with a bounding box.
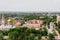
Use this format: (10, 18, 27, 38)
(8, 31, 19, 40)
(0, 30, 3, 40)
(48, 33, 54, 40)
(40, 27, 48, 36)
(28, 33, 35, 40)
(58, 22, 60, 28)
(57, 22, 60, 34)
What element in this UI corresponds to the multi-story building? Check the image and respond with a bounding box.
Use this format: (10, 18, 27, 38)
(57, 15, 60, 23)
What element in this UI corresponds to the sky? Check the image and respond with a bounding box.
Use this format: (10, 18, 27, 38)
(0, 0, 60, 12)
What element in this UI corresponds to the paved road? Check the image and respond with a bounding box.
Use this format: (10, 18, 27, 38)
(54, 29, 60, 36)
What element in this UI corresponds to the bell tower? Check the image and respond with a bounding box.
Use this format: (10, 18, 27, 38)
(2, 12, 5, 26)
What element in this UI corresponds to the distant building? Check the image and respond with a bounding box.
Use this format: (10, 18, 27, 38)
(48, 22, 54, 34)
(57, 15, 60, 23)
(15, 20, 25, 27)
(54, 36, 60, 40)
(23, 19, 44, 30)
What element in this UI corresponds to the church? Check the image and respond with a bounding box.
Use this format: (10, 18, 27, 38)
(0, 12, 15, 30)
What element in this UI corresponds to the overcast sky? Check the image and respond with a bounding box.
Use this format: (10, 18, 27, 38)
(0, 0, 60, 12)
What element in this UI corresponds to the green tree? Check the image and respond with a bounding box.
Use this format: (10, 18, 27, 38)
(58, 22, 60, 28)
(48, 33, 54, 40)
(57, 22, 60, 34)
(0, 30, 3, 40)
(28, 33, 35, 40)
(40, 27, 48, 36)
(8, 31, 19, 40)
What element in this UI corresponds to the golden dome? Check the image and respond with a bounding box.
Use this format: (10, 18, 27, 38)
(7, 18, 13, 22)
